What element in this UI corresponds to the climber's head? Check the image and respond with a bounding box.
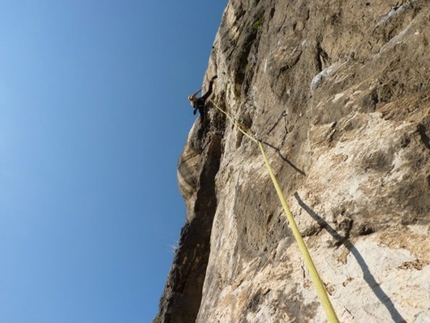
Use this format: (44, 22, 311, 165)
(188, 95, 196, 106)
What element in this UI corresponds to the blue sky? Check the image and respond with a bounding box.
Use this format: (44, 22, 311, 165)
(0, 1, 227, 322)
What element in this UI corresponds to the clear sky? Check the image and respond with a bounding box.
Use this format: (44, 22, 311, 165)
(0, 1, 227, 322)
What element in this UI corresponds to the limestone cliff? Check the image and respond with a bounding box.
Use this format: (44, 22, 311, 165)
(155, 1, 430, 322)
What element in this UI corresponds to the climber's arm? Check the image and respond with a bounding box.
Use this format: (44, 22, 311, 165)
(188, 89, 202, 101)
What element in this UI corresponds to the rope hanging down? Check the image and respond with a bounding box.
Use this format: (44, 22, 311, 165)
(211, 101, 340, 323)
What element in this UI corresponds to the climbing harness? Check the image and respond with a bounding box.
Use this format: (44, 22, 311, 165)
(211, 100, 340, 323)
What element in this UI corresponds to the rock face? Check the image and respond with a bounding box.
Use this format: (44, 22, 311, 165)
(155, 0, 430, 322)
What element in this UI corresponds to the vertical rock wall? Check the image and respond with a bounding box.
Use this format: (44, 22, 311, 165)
(156, 1, 430, 322)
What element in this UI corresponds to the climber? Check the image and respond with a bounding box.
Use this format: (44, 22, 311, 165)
(188, 75, 217, 119)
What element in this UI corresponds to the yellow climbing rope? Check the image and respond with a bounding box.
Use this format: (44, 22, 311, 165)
(211, 101, 339, 323)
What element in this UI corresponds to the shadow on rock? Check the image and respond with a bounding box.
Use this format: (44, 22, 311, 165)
(260, 140, 307, 176)
(294, 193, 407, 323)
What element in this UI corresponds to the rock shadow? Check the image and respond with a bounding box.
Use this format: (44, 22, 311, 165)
(294, 193, 406, 323)
(260, 140, 306, 176)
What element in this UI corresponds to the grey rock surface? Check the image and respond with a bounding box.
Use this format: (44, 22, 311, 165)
(156, 0, 430, 322)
